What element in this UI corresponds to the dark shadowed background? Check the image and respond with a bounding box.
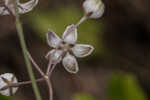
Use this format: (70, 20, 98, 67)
(0, 0, 150, 100)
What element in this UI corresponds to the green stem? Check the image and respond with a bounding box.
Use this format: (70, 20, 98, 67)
(14, 1, 42, 100)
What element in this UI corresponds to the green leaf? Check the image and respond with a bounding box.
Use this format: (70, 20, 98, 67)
(73, 93, 95, 100)
(107, 73, 147, 100)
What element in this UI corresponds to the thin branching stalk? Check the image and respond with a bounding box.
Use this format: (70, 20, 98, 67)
(47, 62, 58, 100)
(46, 59, 52, 75)
(75, 15, 88, 27)
(48, 63, 57, 77)
(12, 78, 44, 87)
(45, 78, 53, 100)
(27, 51, 45, 76)
(27, 51, 55, 100)
(13, 0, 42, 100)
(0, 78, 45, 91)
(46, 61, 56, 100)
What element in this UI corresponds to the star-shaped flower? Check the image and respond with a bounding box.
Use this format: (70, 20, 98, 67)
(0, 73, 18, 96)
(0, 0, 38, 15)
(46, 24, 94, 74)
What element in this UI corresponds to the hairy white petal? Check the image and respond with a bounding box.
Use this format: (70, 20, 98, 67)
(72, 44, 94, 58)
(62, 53, 79, 74)
(18, 0, 39, 14)
(47, 30, 62, 48)
(0, 5, 16, 15)
(0, 0, 16, 15)
(62, 24, 77, 44)
(0, 0, 38, 15)
(83, 0, 105, 19)
(0, 7, 9, 15)
(45, 49, 63, 63)
(0, 73, 18, 96)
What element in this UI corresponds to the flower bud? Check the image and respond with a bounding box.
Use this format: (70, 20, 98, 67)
(0, 73, 18, 96)
(83, 0, 105, 19)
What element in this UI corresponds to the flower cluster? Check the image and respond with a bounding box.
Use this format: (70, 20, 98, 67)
(0, 0, 105, 98)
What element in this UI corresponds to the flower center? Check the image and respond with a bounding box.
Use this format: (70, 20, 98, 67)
(59, 41, 74, 52)
(63, 43, 70, 50)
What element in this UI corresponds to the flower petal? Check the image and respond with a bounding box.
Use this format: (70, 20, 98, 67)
(0, 7, 9, 15)
(18, 0, 39, 14)
(0, 0, 38, 15)
(72, 44, 94, 58)
(0, 0, 12, 15)
(62, 24, 77, 44)
(46, 30, 62, 48)
(62, 53, 79, 74)
(45, 49, 63, 63)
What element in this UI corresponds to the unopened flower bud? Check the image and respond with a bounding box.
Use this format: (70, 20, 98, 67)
(83, 0, 105, 19)
(0, 73, 18, 96)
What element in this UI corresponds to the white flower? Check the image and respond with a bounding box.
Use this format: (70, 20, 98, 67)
(83, 0, 105, 19)
(0, 73, 18, 96)
(0, 0, 38, 15)
(46, 24, 94, 74)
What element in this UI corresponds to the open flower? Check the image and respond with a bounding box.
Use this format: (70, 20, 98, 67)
(0, 73, 18, 96)
(46, 24, 94, 74)
(0, 0, 38, 15)
(83, 0, 105, 19)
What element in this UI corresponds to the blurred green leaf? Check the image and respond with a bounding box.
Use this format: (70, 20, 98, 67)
(73, 93, 95, 100)
(25, 6, 104, 56)
(0, 94, 12, 100)
(108, 73, 147, 100)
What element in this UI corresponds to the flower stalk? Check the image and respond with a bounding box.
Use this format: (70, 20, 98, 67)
(27, 51, 45, 77)
(75, 15, 88, 27)
(0, 77, 44, 91)
(14, 0, 42, 100)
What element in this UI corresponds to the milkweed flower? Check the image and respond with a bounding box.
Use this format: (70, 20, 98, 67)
(0, 0, 38, 15)
(83, 0, 105, 19)
(46, 24, 94, 74)
(0, 73, 18, 96)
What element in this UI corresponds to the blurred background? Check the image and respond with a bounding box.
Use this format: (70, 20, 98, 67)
(0, 0, 150, 100)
